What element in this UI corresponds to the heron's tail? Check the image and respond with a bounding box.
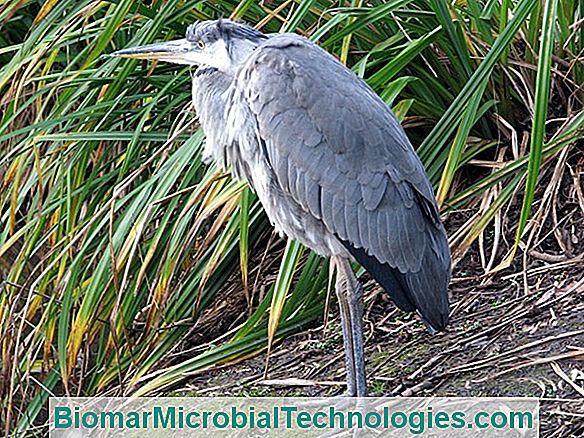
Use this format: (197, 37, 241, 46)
(341, 237, 450, 332)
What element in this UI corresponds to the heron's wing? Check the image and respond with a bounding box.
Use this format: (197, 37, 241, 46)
(238, 34, 450, 330)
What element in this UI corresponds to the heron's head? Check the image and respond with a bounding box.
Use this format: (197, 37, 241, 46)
(111, 20, 267, 74)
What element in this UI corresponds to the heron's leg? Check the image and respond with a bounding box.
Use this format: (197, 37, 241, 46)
(338, 258, 367, 397)
(333, 256, 367, 397)
(333, 257, 356, 396)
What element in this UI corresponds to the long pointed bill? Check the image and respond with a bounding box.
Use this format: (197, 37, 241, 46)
(110, 39, 194, 65)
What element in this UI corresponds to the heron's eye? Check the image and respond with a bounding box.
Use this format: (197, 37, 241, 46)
(196, 40, 205, 49)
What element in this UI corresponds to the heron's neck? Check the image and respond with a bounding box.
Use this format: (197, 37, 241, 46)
(192, 68, 232, 166)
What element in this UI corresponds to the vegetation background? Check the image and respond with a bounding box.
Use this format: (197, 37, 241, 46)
(0, 0, 582, 435)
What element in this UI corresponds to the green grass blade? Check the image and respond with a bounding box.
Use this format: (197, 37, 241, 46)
(513, 0, 559, 248)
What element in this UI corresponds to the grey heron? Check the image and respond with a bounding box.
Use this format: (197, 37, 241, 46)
(111, 19, 451, 397)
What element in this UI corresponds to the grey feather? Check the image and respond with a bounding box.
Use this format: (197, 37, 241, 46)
(191, 27, 450, 330)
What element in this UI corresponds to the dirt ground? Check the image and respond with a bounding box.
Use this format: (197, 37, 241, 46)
(172, 153, 584, 437)
(179, 268, 584, 436)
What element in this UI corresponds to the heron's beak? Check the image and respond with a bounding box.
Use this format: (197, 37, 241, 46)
(110, 39, 195, 65)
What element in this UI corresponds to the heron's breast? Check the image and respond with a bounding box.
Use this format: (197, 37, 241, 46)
(244, 156, 347, 258)
(222, 82, 346, 258)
